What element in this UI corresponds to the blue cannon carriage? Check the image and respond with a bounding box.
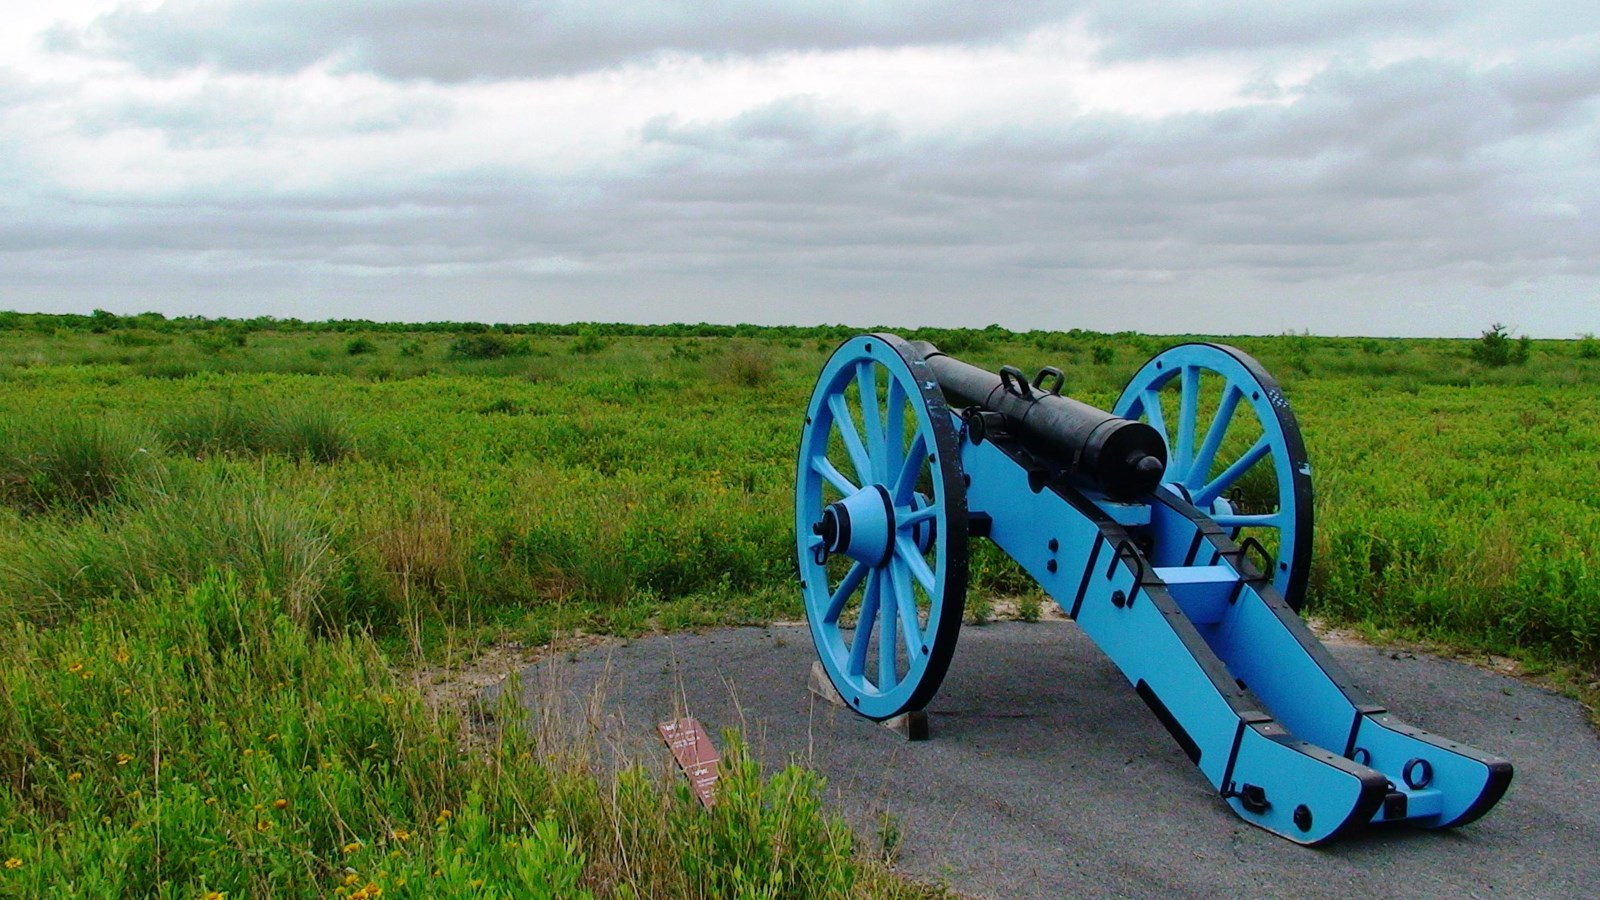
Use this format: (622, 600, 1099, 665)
(795, 334, 1510, 844)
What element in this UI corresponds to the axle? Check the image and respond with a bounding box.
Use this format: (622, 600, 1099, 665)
(909, 341, 1166, 498)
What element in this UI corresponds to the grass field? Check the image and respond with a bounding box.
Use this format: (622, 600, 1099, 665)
(1, 313, 1596, 895)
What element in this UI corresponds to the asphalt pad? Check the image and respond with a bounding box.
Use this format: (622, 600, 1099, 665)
(497, 620, 1600, 898)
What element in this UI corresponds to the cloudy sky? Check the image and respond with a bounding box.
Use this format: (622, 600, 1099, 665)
(3, 2, 1596, 336)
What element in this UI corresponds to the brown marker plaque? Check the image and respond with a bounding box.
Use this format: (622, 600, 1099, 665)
(657, 717, 720, 808)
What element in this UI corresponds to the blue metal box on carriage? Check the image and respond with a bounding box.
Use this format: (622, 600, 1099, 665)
(795, 334, 1510, 844)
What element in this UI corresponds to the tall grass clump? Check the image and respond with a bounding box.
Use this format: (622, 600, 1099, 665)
(347, 483, 469, 620)
(163, 398, 355, 463)
(0, 468, 345, 628)
(0, 417, 161, 514)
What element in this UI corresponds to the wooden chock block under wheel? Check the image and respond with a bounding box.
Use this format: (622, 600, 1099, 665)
(808, 660, 929, 741)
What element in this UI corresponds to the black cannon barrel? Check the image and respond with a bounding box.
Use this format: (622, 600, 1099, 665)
(909, 341, 1166, 498)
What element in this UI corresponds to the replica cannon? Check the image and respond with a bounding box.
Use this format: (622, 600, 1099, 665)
(794, 334, 1511, 844)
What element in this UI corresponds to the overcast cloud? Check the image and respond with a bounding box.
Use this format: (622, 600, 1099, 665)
(3, 1, 1597, 335)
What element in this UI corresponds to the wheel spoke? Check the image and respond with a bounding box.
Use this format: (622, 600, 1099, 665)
(896, 536, 937, 593)
(879, 571, 898, 689)
(899, 503, 940, 527)
(848, 570, 881, 678)
(1140, 387, 1169, 455)
(810, 454, 858, 496)
(884, 377, 906, 486)
(828, 394, 874, 486)
(1175, 365, 1200, 475)
(823, 561, 867, 624)
(891, 558, 924, 652)
(891, 432, 927, 504)
(1196, 434, 1271, 505)
(856, 362, 885, 482)
(1185, 385, 1244, 491)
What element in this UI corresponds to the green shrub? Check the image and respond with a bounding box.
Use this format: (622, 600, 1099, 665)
(346, 336, 377, 356)
(721, 343, 773, 388)
(191, 328, 248, 355)
(1578, 333, 1599, 360)
(109, 331, 168, 348)
(569, 329, 609, 355)
(449, 333, 529, 360)
(1471, 323, 1531, 367)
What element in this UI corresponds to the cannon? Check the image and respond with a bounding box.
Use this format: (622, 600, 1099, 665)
(794, 334, 1511, 844)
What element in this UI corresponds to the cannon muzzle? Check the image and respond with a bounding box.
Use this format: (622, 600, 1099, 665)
(910, 341, 1166, 498)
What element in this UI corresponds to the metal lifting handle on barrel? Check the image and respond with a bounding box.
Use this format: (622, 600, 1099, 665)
(909, 341, 1167, 499)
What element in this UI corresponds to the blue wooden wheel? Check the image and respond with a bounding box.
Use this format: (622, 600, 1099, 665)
(796, 334, 968, 720)
(1114, 343, 1314, 610)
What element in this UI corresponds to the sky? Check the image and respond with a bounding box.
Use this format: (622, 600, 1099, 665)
(2, 2, 1596, 337)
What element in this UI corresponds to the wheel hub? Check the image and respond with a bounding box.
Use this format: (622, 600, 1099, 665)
(812, 484, 894, 567)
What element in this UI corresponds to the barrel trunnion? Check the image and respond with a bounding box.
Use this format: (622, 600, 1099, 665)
(796, 334, 1512, 845)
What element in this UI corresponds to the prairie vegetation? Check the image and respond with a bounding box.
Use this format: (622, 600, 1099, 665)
(2, 310, 1598, 893)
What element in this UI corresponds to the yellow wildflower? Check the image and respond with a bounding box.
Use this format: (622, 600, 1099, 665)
(272, 799, 288, 810)
(67, 772, 82, 783)
(343, 872, 362, 886)
(435, 809, 452, 825)
(116, 754, 133, 767)
(390, 828, 411, 843)
(204, 797, 218, 806)
(201, 892, 225, 900)
(343, 841, 363, 855)
(114, 648, 130, 665)
(3, 858, 21, 869)
(255, 820, 271, 833)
